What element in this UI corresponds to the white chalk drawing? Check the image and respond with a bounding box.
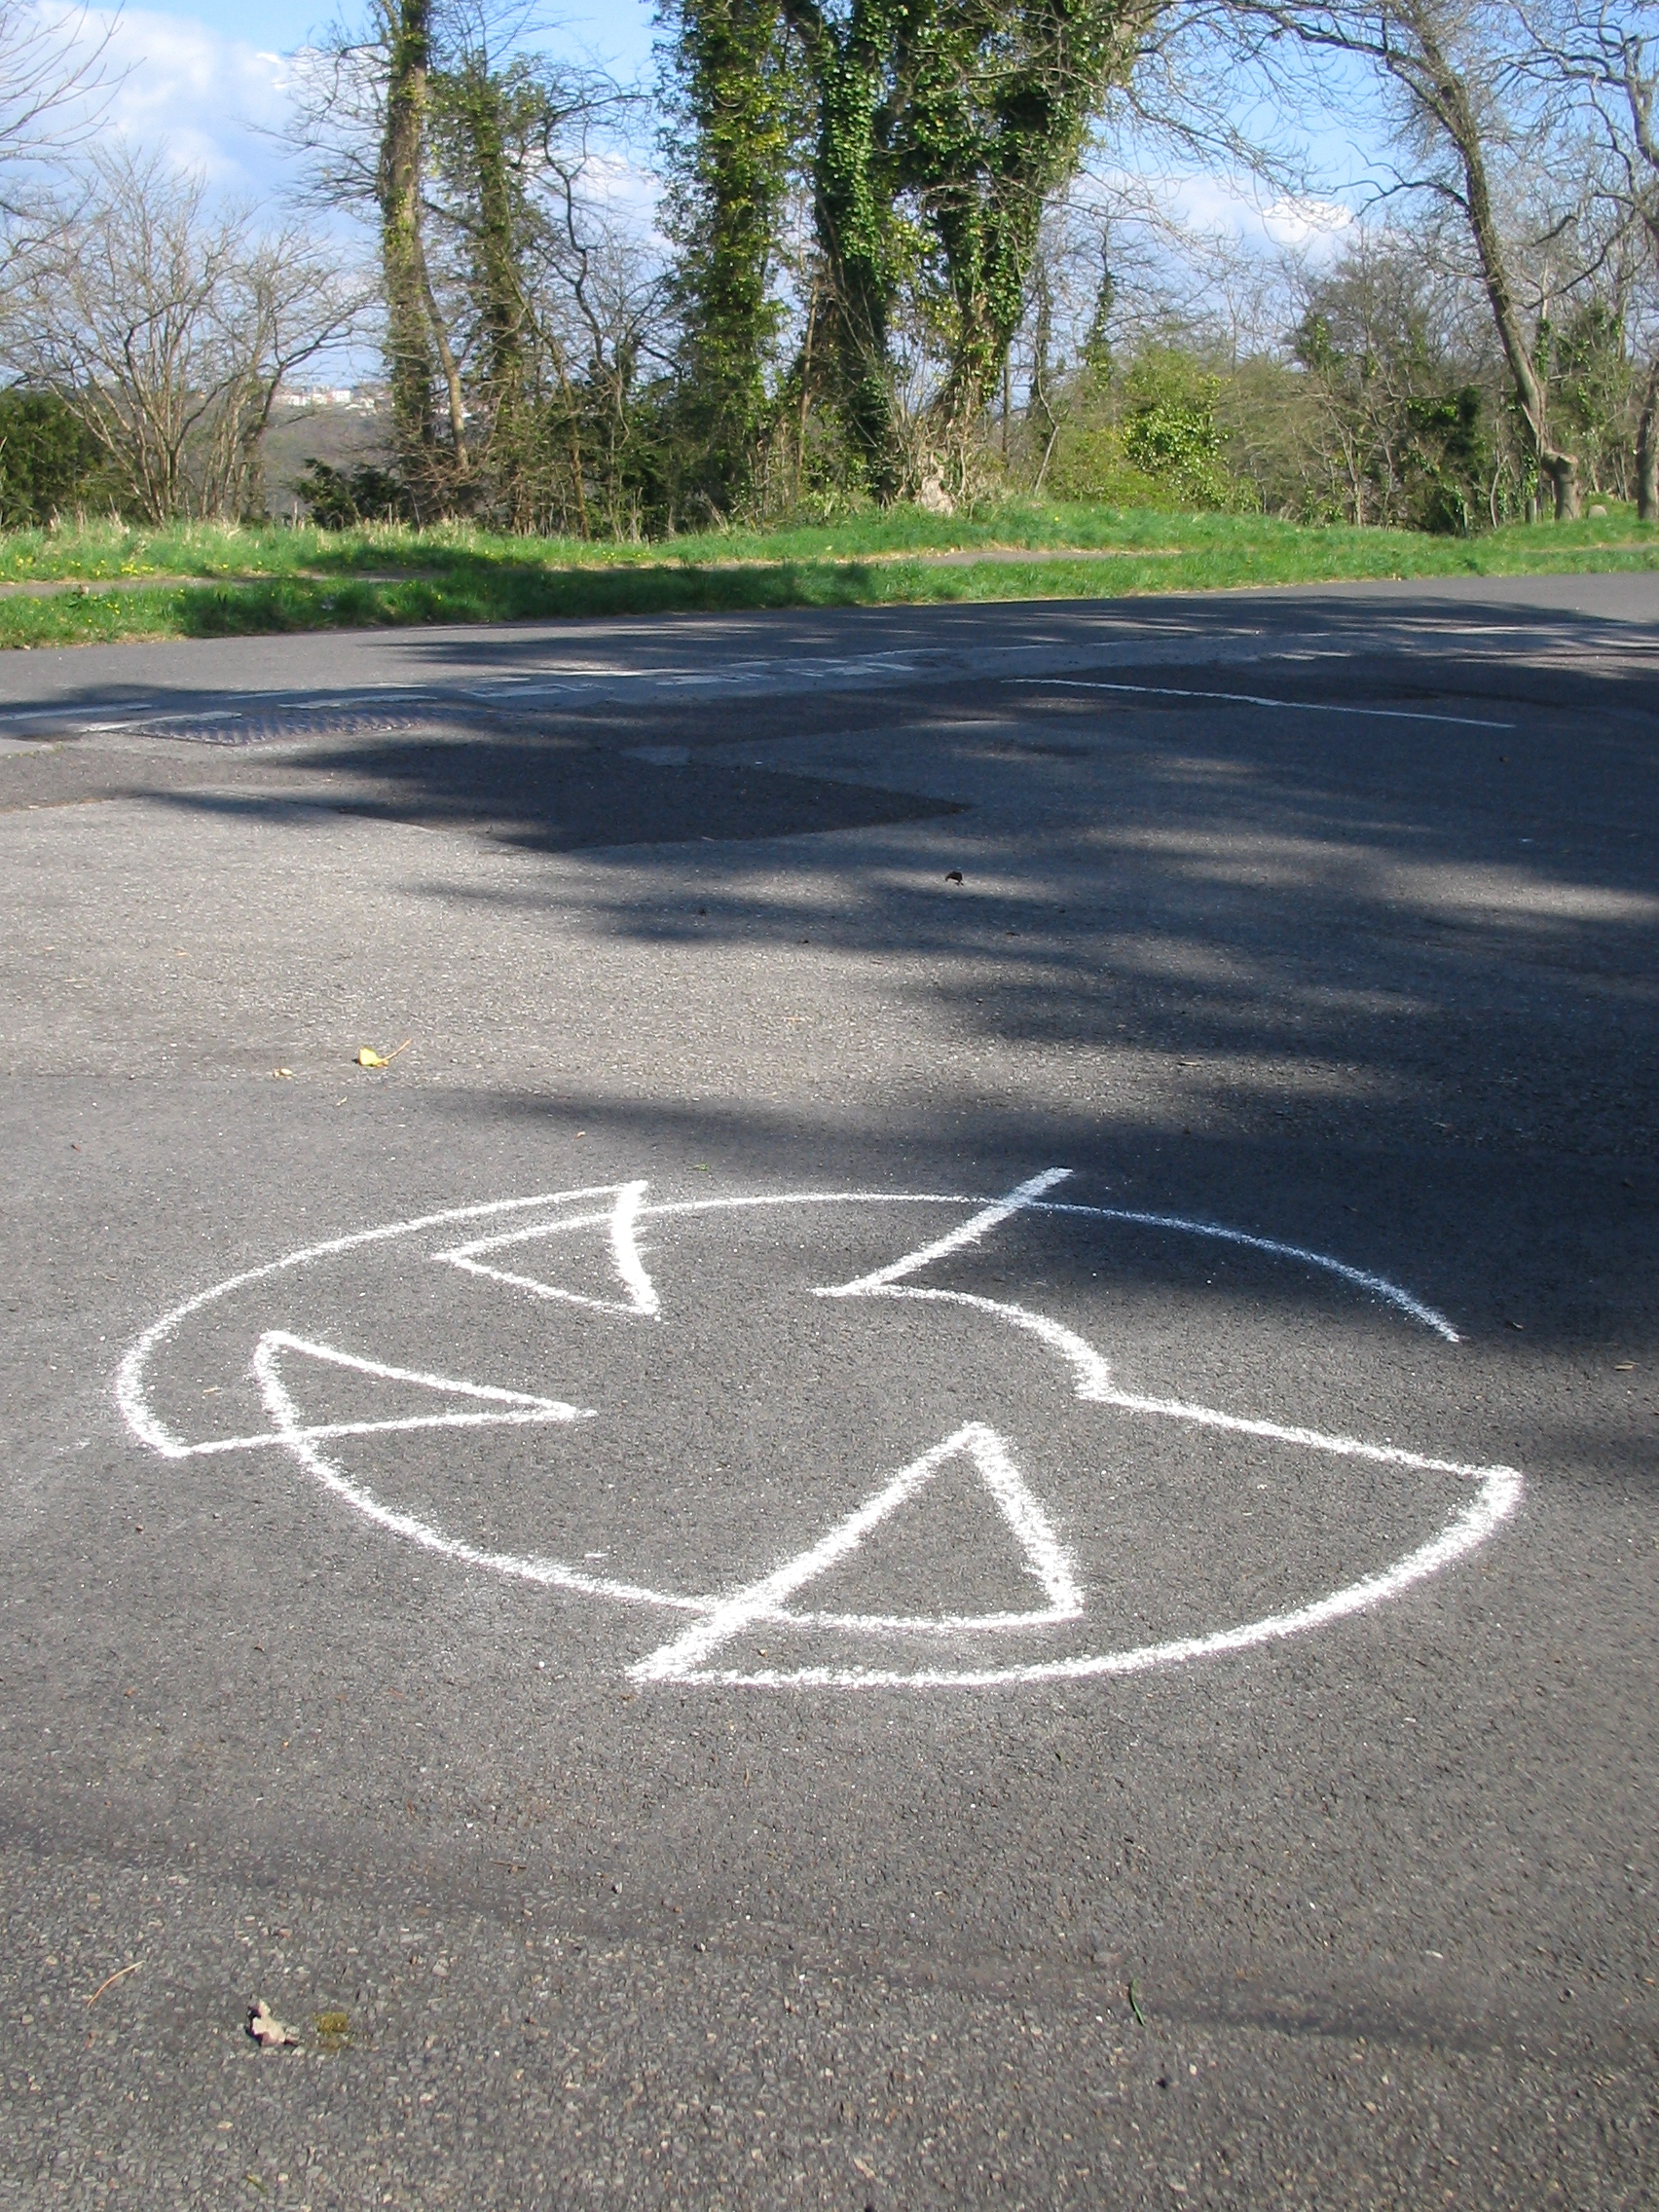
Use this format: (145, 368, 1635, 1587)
(432, 1177, 661, 1317)
(115, 1171, 1523, 1690)
(635, 1421, 1085, 1686)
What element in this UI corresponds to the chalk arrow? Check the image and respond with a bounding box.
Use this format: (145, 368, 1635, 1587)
(631, 1422, 1082, 1682)
(430, 1179, 660, 1317)
(171, 1331, 592, 1458)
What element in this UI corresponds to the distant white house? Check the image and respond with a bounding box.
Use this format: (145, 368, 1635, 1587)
(287, 387, 381, 415)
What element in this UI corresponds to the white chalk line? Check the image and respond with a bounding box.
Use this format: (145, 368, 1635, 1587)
(1030, 1201, 1460, 1343)
(680, 1468, 1521, 1688)
(117, 1173, 1520, 1688)
(851, 1285, 1115, 1398)
(432, 1178, 661, 1317)
(633, 1422, 1083, 1682)
(1040, 678, 1514, 732)
(171, 1330, 593, 1456)
(250, 1333, 706, 1614)
(116, 1184, 969, 1458)
(818, 1168, 1072, 1296)
(176, 1411, 581, 1458)
(462, 1184, 1458, 1346)
(642, 1171, 1512, 1684)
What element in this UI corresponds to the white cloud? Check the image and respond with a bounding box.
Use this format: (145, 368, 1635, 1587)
(1080, 161, 1360, 272)
(56, 6, 297, 192)
(1259, 197, 1357, 251)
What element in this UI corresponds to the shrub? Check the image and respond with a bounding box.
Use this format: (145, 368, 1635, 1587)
(0, 389, 110, 524)
(295, 459, 416, 529)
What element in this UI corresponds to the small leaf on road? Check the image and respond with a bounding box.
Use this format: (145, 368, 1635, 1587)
(356, 1038, 411, 1069)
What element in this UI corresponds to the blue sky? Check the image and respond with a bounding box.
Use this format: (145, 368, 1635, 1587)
(155, 0, 659, 77)
(74, 0, 661, 195)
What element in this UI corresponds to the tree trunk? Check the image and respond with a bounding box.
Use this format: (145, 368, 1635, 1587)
(420, 266, 469, 472)
(380, 0, 437, 499)
(672, 0, 792, 513)
(470, 70, 521, 512)
(1543, 450, 1580, 520)
(1637, 362, 1659, 521)
(781, 0, 901, 498)
(1396, 2, 1580, 523)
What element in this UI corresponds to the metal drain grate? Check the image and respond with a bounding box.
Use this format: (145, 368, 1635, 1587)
(129, 708, 431, 747)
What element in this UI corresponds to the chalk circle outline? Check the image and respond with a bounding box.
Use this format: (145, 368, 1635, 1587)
(114, 1173, 1523, 1691)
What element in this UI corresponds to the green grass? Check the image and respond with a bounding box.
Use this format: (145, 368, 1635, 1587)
(2, 501, 1657, 648)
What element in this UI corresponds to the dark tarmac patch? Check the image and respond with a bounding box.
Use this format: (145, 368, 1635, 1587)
(153, 732, 962, 850)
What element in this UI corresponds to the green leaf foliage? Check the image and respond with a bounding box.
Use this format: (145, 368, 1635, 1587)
(0, 390, 111, 525)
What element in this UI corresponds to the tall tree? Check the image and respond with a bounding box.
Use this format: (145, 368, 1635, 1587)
(901, 0, 1144, 469)
(664, 0, 1143, 501)
(787, 0, 1141, 493)
(290, 0, 466, 504)
(1261, 0, 1591, 516)
(293, 2, 649, 531)
(780, 0, 903, 491)
(381, 0, 461, 491)
(661, 0, 796, 513)
(430, 49, 536, 520)
(1527, 0, 1659, 514)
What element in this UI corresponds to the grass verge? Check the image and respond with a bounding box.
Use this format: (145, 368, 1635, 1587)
(2, 502, 1657, 648)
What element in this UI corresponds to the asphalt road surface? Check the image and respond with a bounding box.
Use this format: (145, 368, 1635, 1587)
(0, 577, 1654, 2209)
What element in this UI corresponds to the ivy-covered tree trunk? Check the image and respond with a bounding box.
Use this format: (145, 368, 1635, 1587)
(910, 0, 1139, 481)
(783, 0, 1135, 498)
(452, 60, 531, 523)
(664, 0, 793, 516)
(669, 0, 1137, 506)
(800, 0, 902, 497)
(380, 0, 438, 496)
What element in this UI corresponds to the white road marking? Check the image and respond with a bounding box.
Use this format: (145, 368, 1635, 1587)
(1039, 678, 1514, 731)
(113, 1180, 760, 1457)
(1034, 1201, 1461, 1343)
(684, 1463, 1520, 1688)
(852, 1284, 1115, 1399)
(250, 1332, 706, 1614)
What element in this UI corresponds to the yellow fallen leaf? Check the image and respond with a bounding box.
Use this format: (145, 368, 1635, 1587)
(356, 1038, 411, 1070)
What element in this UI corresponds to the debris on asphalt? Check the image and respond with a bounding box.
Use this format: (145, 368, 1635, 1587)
(272, 1067, 293, 1079)
(1126, 1977, 1146, 2026)
(84, 1963, 139, 2007)
(944, 869, 964, 884)
(247, 2000, 300, 2047)
(355, 1038, 411, 1069)
(313, 2009, 350, 2049)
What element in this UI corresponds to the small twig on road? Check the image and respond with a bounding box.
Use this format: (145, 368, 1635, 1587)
(85, 1962, 140, 2007)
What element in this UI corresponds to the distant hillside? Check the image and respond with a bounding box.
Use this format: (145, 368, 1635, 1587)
(263, 389, 392, 518)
